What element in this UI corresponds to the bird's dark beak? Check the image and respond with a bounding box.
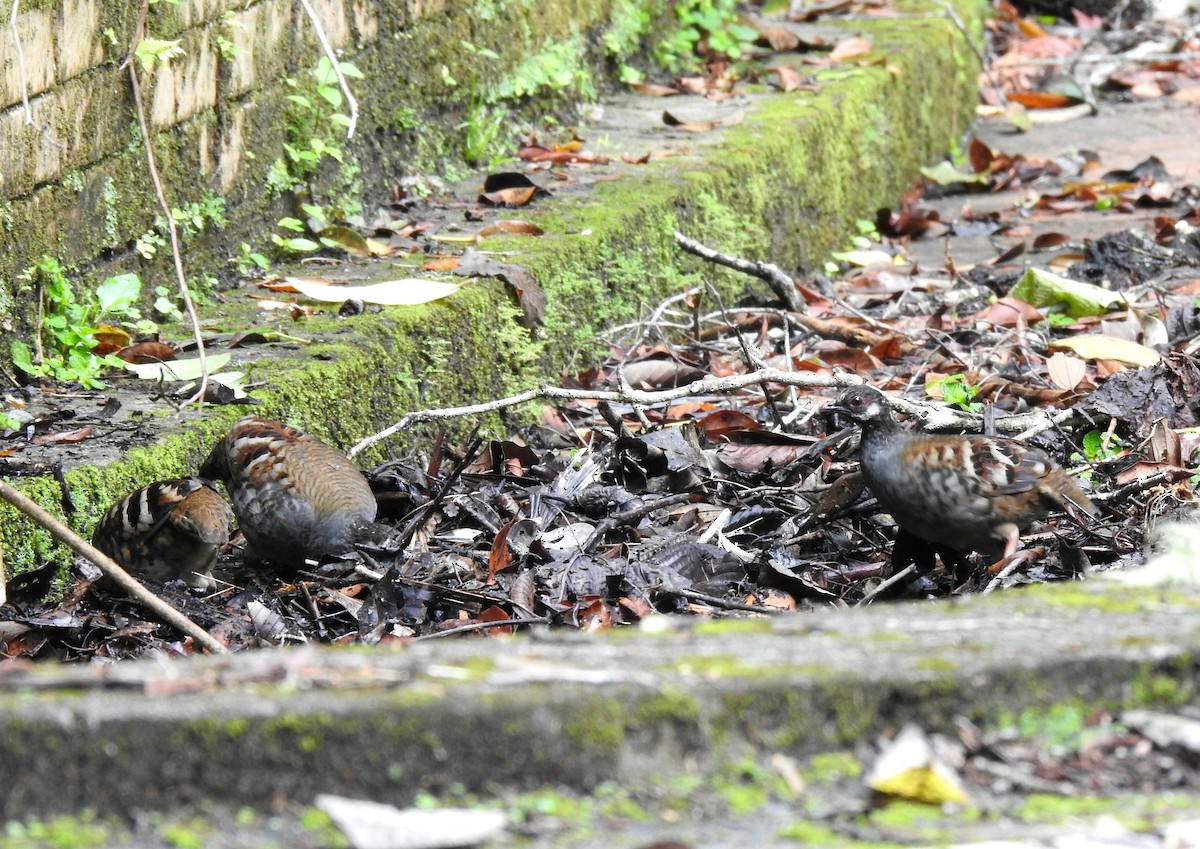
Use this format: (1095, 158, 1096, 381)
(822, 399, 854, 433)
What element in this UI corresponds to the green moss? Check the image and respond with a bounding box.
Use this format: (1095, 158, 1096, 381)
(805, 751, 862, 785)
(563, 698, 626, 754)
(691, 619, 773, 636)
(914, 657, 956, 673)
(776, 820, 846, 844)
(0, 811, 113, 849)
(1014, 793, 1121, 823)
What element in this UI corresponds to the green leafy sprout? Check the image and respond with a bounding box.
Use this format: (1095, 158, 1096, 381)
(926, 374, 983, 413)
(10, 259, 155, 389)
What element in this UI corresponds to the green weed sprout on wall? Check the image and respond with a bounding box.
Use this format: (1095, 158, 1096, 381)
(656, 0, 758, 71)
(266, 57, 365, 255)
(10, 259, 154, 389)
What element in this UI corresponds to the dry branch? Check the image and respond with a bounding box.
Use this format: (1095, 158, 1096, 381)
(0, 481, 226, 654)
(675, 231, 805, 313)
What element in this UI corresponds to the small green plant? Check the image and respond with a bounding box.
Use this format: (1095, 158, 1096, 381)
(134, 38, 184, 71)
(655, 0, 758, 71)
(233, 243, 271, 277)
(926, 374, 983, 412)
(265, 58, 364, 254)
(1077, 429, 1125, 462)
(459, 86, 509, 167)
(9, 260, 150, 389)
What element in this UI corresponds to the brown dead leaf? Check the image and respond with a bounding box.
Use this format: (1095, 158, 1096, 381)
(32, 426, 93, 446)
(476, 219, 544, 238)
(93, 324, 133, 355)
(476, 605, 514, 636)
(629, 81, 679, 97)
(758, 26, 800, 51)
(480, 186, 538, 207)
(696, 409, 761, 441)
(1033, 232, 1071, 249)
(117, 341, 176, 364)
(662, 109, 744, 133)
(422, 257, 460, 271)
(828, 36, 871, 63)
(487, 520, 514, 584)
(1007, 91, 1077, 109)
(978, 296, 1043, 327)
(770, 65, 805, 92)
(622, 151, 651, 164)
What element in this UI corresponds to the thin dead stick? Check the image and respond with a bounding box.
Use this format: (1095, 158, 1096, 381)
(126, 2, 209, 410)
(675, 231, 805, 313)
(8, 0, 32, 125)
(855, 563, 916, 607)
(350, 367, 1067, 458)
(0, 480, 226, 653)
(298, 0, 358, 139)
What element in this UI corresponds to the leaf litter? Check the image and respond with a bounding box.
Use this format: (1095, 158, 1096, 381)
(3, 2, 1200, 668)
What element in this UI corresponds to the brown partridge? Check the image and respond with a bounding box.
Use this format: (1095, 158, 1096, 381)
(199, 415, 383, 566)
(91, 478, 231, 589)
(826, 385, 1097, 561)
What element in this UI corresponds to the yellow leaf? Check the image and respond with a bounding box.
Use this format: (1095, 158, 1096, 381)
(1050, 335, 1161, 367)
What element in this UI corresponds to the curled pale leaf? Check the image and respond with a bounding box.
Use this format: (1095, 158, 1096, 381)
(124, 353, 232, 381)
(282, 277, 466, 306)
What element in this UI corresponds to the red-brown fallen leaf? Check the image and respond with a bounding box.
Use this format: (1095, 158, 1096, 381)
(1171, 278, 1200, 296)
(422, 257, 459, 271)
(1033, 232, 1071, 249)
(117, 341, 176, 363)
(476, 219, 544, 237)
(769, 65, 804, 92)
(480, 186, 538, 207)
(968, 137, 994, 174)
(517, 146, 610, 165)
(759, 590, 796, 611)
(32, 426, 93, 446)
(1046, 351, 1087, 390)
(628, 81, 679, 97)
(816, 346, 882, 371)
(622, 151, 652, 164)
(476, 605, 514, 636)
(1007, 91, 1077, 109)
(716, 440, 811, 472)
(978, 296, 1043, 328)
(1094, 359, 1128, 378)
(619, 358, 707, 389)
(696, 409, 761, 441)
(290, 303, 314, 321)
(828, 36, 871, 63)
(1114, 461, 1190, 487)
(487, 520, 514, 584)
(577, 598, 613, 632)
(618, 596, 655, 620)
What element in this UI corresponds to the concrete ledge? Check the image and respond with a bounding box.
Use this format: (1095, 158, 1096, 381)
(2, 582, 1196, 819)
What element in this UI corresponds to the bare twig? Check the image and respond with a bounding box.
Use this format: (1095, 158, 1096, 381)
(855, 564, 916, 607)
(298, 0, 358, 139)
(8, 0, 33, 125)
(412, 618, 546, 640)
(669, 586, 784, 615)
(350, 368, 1066, 458)
(0, 480, 226, 653)
(126, 2, 209, 409)
(675, 231, 805, 313)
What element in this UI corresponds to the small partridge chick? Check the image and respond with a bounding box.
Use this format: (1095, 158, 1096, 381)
(92, 478, 230, 589)
(200, 415, 382, 566)
(826, 385, 1097, 560)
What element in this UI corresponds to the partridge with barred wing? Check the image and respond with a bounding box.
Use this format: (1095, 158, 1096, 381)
(200, 415, 385, 566)
(92, 478, 231, 589)
(825, 385, 1097, 561)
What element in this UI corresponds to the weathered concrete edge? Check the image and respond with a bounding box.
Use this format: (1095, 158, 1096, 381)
(0, 0, 986, 570)
(2, 582, 1198, 819)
